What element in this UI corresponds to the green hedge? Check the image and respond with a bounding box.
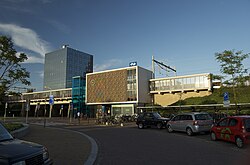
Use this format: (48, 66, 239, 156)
(3, 123, 23, 132)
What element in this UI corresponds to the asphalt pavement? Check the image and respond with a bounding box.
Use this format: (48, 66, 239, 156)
(20, 118, 99, 165)
(10, 117, 250, 165)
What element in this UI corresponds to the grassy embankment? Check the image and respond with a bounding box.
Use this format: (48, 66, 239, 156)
(171, 86, 250, 115)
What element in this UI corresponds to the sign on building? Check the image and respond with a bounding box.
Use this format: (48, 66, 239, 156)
(129, 62, 137, 66)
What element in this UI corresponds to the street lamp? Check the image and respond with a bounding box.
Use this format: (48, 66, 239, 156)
(4, 102, 7, 123)
(44, 98, 47, 127)
(25, 100, 30, 124)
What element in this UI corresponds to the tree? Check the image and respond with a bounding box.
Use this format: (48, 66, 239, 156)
(0, 36, 31, 100)
(215, 49, 249, 113)
(211, 74, 224, 82)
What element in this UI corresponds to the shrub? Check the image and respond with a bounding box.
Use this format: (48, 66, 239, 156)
(3, 123, 23, 132)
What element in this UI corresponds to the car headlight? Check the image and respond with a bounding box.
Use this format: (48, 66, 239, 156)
(43, 147, 49, 161)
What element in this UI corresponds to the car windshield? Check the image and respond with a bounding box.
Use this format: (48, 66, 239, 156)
(0, 123, 14, 142)
(195, 114, 212, 120)
(153, 113, 162, 118)
(244, 119, 250, 131)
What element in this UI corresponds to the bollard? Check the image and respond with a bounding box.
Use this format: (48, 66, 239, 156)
(44, 118, 46, 128)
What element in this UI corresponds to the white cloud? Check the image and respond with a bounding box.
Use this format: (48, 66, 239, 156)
(94, 59, 123, 72)
(0, 23, 52, 63)
(25, 56, 45, 64)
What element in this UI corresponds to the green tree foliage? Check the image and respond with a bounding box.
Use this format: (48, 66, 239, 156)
(211, 74, 224, 81)
(0, 36, 30, 99)
(215, 49, 249, 113)
(215, 50, 249, 86)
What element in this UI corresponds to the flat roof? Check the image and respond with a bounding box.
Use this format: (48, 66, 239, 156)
(150, 73, 211, 81)
(87, 65, 152, 76)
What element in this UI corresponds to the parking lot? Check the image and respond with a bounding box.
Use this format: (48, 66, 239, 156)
(78, 123, 250, 165)
(10, 117, 250, 165)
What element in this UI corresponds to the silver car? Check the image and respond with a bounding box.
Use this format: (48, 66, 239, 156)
(167, 112, 213, 136)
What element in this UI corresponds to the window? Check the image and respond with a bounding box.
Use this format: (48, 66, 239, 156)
(244, 119, 250, 132)
(153, 113, 161, 118)
(195, 114, 212, 120)
(145, 113, 153, 119)
(173, 115, 180, 121)
(113, 107, 121, 116)
(127, 68, 137, 100)
(187, 115, 193, 120)
(228, 118, 238, 127)
(218, 119, 229, 127)
(180, 115, 192, 120)
(180, 115, 187, 120)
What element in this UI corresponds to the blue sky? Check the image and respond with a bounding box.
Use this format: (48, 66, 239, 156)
(0, 0, 250, 91)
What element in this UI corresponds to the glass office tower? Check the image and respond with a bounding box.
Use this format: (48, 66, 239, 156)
(43, 46, 93, 90)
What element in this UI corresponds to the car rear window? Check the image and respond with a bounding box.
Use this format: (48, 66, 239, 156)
(244, 119, 250, 132)
(195, 114, 212, 120)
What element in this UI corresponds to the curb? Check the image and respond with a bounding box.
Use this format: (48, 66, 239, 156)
(11, 123, 30, 139)
(11, 123, 98, 164)
(7, 120, 135, 164)
(46, 127, 98, 165)
(75, 131, 98, 165)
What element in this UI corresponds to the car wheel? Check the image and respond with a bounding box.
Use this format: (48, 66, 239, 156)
(235, 137, 244, 148)
(167, 125, 173, 133)
(157, 123, 163, 129)
(210, 132, 217, 141)
(186, 127, 193, 136)
(138, 123, 144, 129)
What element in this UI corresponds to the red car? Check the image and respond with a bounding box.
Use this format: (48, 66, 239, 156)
(210, 116, 250, 148)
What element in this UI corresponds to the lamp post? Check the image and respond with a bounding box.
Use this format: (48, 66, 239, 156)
(44, 86, 53, 118)
(25, 100, 30, 124)
(4, 102, 7, 123)
(44, 98, 47, 127)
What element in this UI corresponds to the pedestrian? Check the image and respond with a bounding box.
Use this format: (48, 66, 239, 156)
(77, 112, 80, 124)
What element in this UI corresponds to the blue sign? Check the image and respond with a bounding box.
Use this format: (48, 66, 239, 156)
(129, 62, 137, 66)
(223, 92, 229, 101)
(49, 95, 54, 105)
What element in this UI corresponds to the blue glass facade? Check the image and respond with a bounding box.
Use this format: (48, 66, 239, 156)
(72, 76, 88, 116)
(44, 47, 93, 90)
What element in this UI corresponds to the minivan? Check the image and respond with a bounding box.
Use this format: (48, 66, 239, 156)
(167, 112, 213, 136)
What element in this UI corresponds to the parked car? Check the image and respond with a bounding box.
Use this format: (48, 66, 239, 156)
(210, 116, 250, 148)
(210, 112, 228, 123)
(167, 112, 213, 136)
(136, 112, 170, 129)
(0, 122, 53, 165)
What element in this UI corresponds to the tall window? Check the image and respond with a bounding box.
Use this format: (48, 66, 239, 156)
(127, 69, 137, 101)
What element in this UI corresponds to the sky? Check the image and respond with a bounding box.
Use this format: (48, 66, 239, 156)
(0, 0, 250, 91)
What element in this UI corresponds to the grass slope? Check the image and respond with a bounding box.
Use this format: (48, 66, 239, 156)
(173, 86, 250, 105)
